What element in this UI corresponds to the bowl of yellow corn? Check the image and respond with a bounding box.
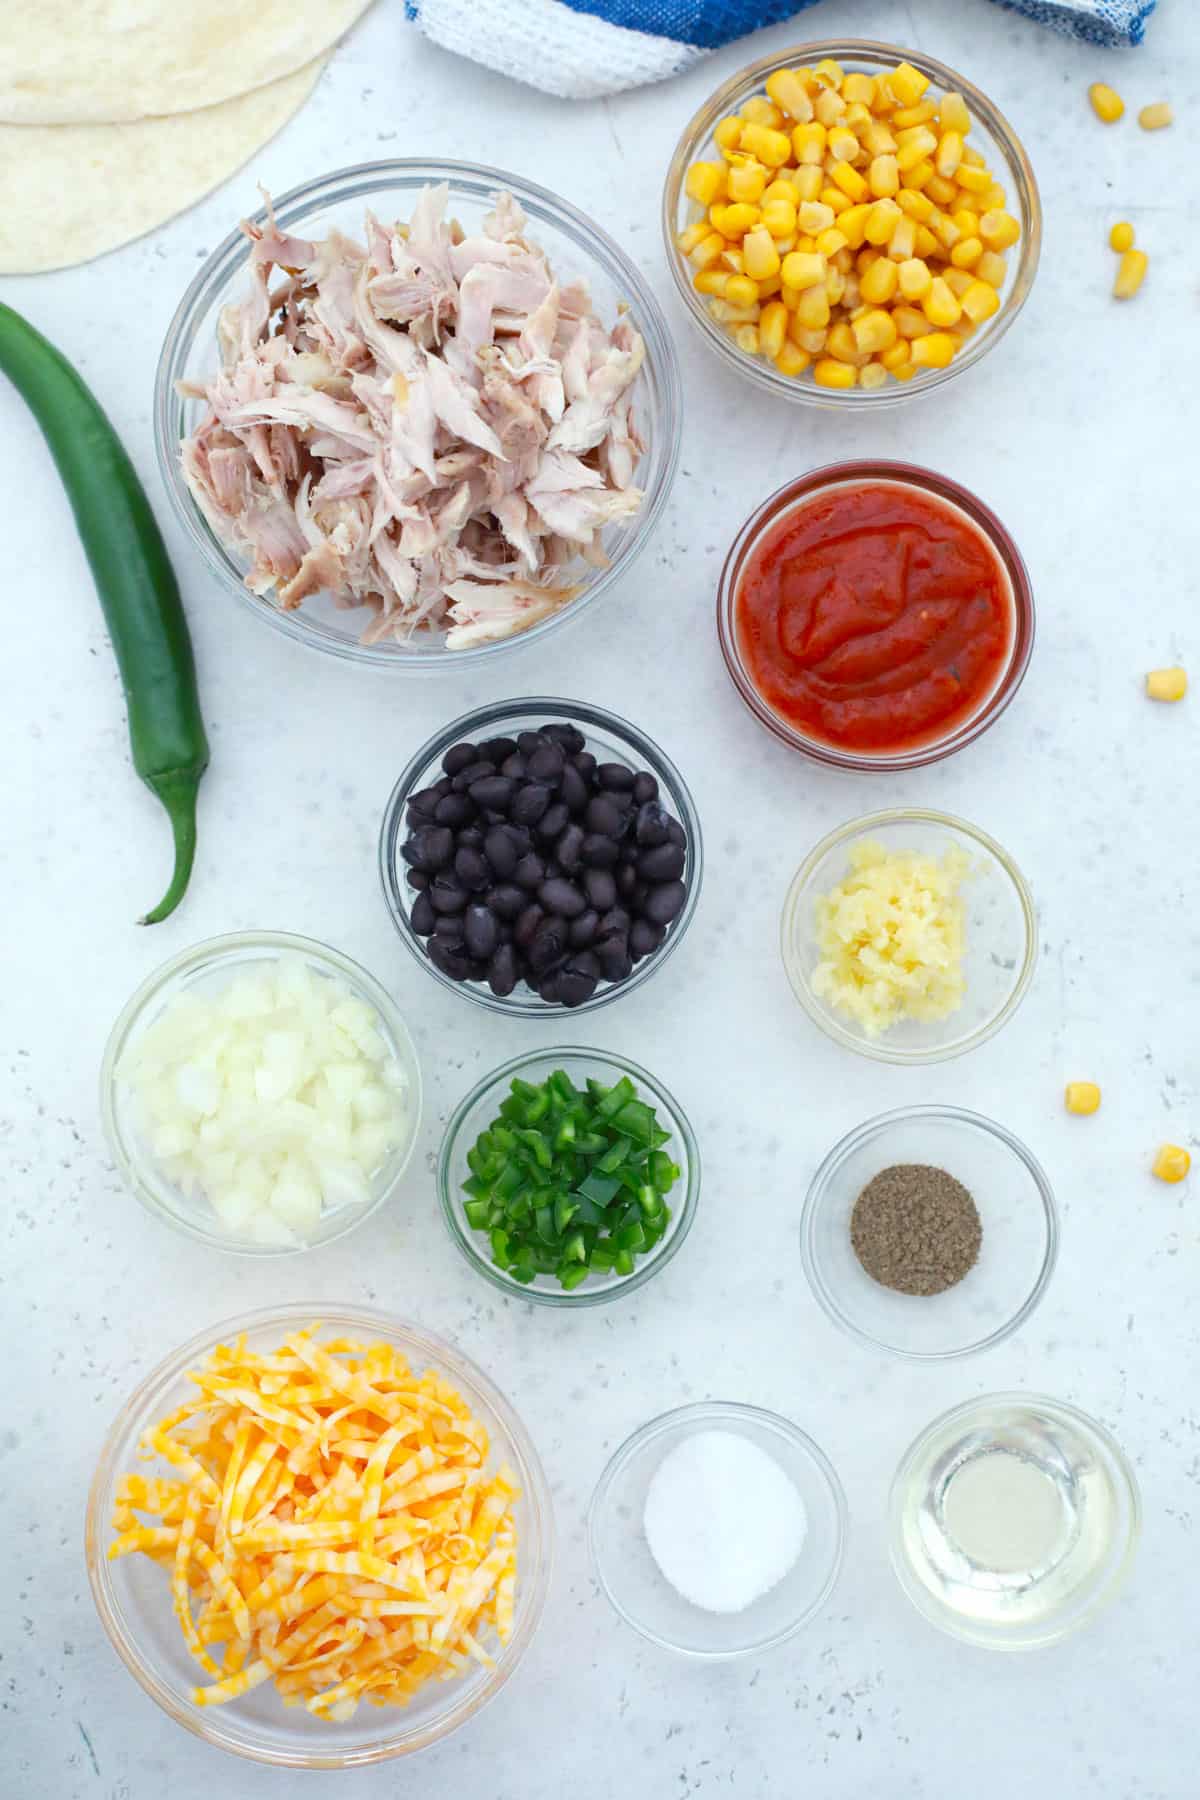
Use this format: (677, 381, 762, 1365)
(663, 41, 1041, 403)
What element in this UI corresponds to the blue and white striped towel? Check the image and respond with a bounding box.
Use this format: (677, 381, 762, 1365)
(405, 0, 1155, 99)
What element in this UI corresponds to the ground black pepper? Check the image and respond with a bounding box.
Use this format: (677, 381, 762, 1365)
(850, 1164, 982, 1296)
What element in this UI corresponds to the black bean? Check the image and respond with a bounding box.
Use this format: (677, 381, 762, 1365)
(469, 775, 515, 813)
(432, 912, 465, 941)
(487, 883, 525, 921)
(597, 762, 635, 792)
(543, 722, 586, 753)
(402, 825, 454, 872)
(434, 792, 475, 829)
(454, 846, 490, 891)
(536, 801, 569, 841)
(582, 867, 617, 911)
(632, 881, 649, 910)
(500, 752, 527, 780)
(428, 938, 469, 980)
(411, 891, 436, 936)
(581, 833, 619, 869)
(585, 794, 623, 837)
(488, 943, 518, 998)
(572, 750, 597, 781)
(517, 730, 544, 756)
(638, 842, 686, 883)
(405, 868, 429, 891)
(635, 801, 673, 846)
(451, 759, 495, 793)
(510, 782, 550, 827)
(643, 880, 686, 926)
(559, 762, 589, 814)
(528, 918, 568, 976)
(539, 877, 586, 918)
(633, 771, 659, 804)
(458, 825, 485, 851)
(558, 951, 601, 1008)
(441, 741, 478, 776)
(527, 742, 565, 785)
(615, 861, 638, 896)
(432, 775, 455, 798)
(429, 875, 467, 914)
(630, 917, 665, 959)
(406, 784, 441, 821)
(464, 903, 498, 960)
(568, 908, 600, 948)
(478, 736, 518, 765)
(553, 821, 584, 872)
(595, 933, 633, 983)
(666, 818, 687, 848)
(478, 826, 511, 878)
(514, 903, 544, 949)
(514, 852, 545, 890)
(598, 905, 632, 938)
(537, 972, 564, 1005)
(466, 959, 490, 983)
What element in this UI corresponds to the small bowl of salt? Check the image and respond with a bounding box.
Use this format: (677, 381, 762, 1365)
(587, 1401, 847, 1658)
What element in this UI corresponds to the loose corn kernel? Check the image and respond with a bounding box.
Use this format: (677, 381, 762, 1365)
(960, 277, 1000, 321)
(774, 341, 811, 377)
(813, 356, 858, 388)
(981, 182, 1008, 212)
(894, 99, 938, 131)
(897, 257, 932, 300)
(914, 223, 940, 259)
(758, 299, 788, 359)
(741, 122, 793, 167)
(859, 361, 889, 389)
(928, 209, 960, 250)
(880, 340, 911, 371)
(818, 184, 851, 215)
(942, 266, 974, 297)
(742, 95, 784, 128)
(689, 231, 726, 269)
(677, 220, 709, 254)
(903, 158, 936, 192)
(765, 68, 814, 122)
(762, 198, 799, 237)
(686, 161, 725, 205)
(935, 130, 965, 178)
(792, 120, 827, 164)
(707, 300, 759, 324)
(889, 61, 930, 107)
(828, 159, 869, 201)
(711, 201, 762, 237)
(1109, 220, 1135, 252)
(791, 164, 823, 201)
(864, 198, 902, 245)
(950, 235, 983, 269)
(714, 115, 743, 151)
(815, 226, 849, 257)
(1138, 102, 1172, 130)
(888, 215, 918, 260)
(1113, 248, 1148, 298)
(837, 202, 871, 248)
(693, 269, 730, 296)
(744, 225, 782, 278)
(893, 303, 933, 338)
(798, 200, 836, 233)
(841, 72, 876, 107)
(852, 307, 898, 352)
(1065, 1081, 1102, 1116)
(897, 129, 939, 172)
(734, 324, 760, 354)
(896, 186, 934, 222)
(922, 276, 962, 326)
(794, 325, 829, 353)
(975, 249, 1007, 287)
(814, 58, 845, 89)
(979, 209, 1021, 250)
(924, 173, 959, 208)
(940, 91, 971, 135)
(724, 273, 760, 307)
(871, 75, 898, 113)
(951, 207, 980, 237)
(826, 320, 868, 365)
(910, 330, 957, 367)
(1146, 666, 1187, 702)
(827, 125, 860, 163)
(954, 162, 992, 194)
(1152, 1144, 1191, 1184)
(860, 255, 899, 303)
(761, 174, 799, 202)
(727, 160, 769, 203)
(814, 86, 847, 127)
(795, 284, 831, 328)
(825, 265, 847, 304)
(779, 249, 827, 290)
(868, 153, 900, 197)
(862, 118, 898, 158)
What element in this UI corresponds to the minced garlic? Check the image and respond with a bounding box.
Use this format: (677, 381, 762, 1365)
(811, 840, 970, 1035)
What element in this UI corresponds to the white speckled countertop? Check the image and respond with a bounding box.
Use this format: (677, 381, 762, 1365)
(2, 1, 1197, 1794)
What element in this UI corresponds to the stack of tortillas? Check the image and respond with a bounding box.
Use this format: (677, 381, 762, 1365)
(0, 1, 375, 273)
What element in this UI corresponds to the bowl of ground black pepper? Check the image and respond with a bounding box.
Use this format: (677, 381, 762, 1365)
(802, 1106, 1058, 1361)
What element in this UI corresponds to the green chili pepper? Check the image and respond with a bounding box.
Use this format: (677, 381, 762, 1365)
(0, 303, 209, 924)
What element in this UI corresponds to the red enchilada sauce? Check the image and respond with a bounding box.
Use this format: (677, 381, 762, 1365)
(736, 482, 1013, 754)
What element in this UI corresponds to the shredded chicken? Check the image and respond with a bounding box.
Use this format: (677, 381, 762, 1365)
(180, 186, 646, 650)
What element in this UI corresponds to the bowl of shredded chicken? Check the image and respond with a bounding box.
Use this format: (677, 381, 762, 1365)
(158, 163, 681, 661)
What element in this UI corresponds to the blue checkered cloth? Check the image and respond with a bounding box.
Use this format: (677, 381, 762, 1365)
(405, 0, 1155, 98)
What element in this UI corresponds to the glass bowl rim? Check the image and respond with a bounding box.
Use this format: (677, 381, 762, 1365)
(99, 929, 423, 1255)
(85, 1301, 555, 1766)
(780, 806, 1038, 1065)
(661, 37, 1043, 409)
(586, 1399, 848, 1657)
(800, 1102, 1059, 1361)
(887, 1389, 1142, 1648)
(378, 695, 704, 1017)
(154, 156, 683, 671)
(717, 460, 1036, 771)
(436, 1044, 701, 1307)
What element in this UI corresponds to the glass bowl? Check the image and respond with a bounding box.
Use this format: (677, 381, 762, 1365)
(717, 462, 1035, 771)
(99, 931, 422, 1255)
(889, 1393, 1140, 1649)
(155, 160, 682, 667)
(438, 1047, 700, 1307)
(85, 1305, 553, 1766)
(588, 1401, 846, 1657)
(663, 40, 1041, 406)
(802, 1105, 1058, 1360)
(379, 698, 703, 1016)
(781, 808, 1036, 1064)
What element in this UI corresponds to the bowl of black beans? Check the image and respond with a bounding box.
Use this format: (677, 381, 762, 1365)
(379, 699, 702, 1013)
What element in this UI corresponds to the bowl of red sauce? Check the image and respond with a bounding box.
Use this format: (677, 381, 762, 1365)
(718, 461, 1034, 771)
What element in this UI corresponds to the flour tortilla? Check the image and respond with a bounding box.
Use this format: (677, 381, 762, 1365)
(0, 58, 324, 273)
(0, 0, 370, 125)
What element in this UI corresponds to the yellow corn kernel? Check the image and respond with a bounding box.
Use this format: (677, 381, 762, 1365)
(787, 166, 819, 203)
(1113, 247, 1148, 298)
(939, 91, 971, 135)
(897, 102, 940, 134)
(693, 269, 730, 296)
(762, 198, 799, 238)
(774, 341, 811, 377)
(727, 160, 769, 203)
(826, 320, 868, 365)
(792, 321, 828, 354)
(765, 68, 815, 122)
(1064, 1081, 1101, 1116)
(1146, 666, 1187, 702)
(880, 339, 911, 372)
(896, 256, 932, 300)
(844, 103, 872, 136)
(979, 209, 1021, 250)
(743, 225, 782, 279)
(759, 174, 797, 201)
(951, 207, 980, 237)
(914, 224, 939, 259)
(863, 198, 902, 245)
(793, 233, 817, 253)
(719, 246, 744, 271)
(756, 299, 787, 359)
(863, 121, 899, 161)
(1088, 83, 1125, 123)
(856, 361, 886, 390)
(1109, 220, 1135, 252)
(942, 266, 974, 298)
(924, 175, 959, 209)
(813, 58, 845, 88)
(714, 115, 744, 151)
(792, 120, 827, 164)
(1152, 1144, 1191, 1183)
(910, 330, 958, 368)
(741, 95, 784, 127)
(779, 249, 826, 290)
(897, 129, 939, 173)
(677, 221, 708, 254)
(794, 284, 831, 329)
(1138, 101, 1173, 130)
(927, 209, 960, 250)
(826, 125, 859, 163)
(707, 300, 759, 324)
(951, 235, 983, 269)
(851, 307, 898, 353)
(824, 266, 846, 305)
(859, 255, 899, 304)
(870, 74, 897, 113)
(689, 231, 726, 269)
(975, 248, 1007, 287)
(960, 277, 1000, 322)
(954, 163, 992, 194)
(923, 276, 962, 326)
(741, 122, 793, 167)
(934, 130, 964, 179)
(828, 159, 869, 201)
(724, 273, 760, 307)
(814, 86, 847, 127)
(896, 186, 934, 222)
(981, 182, 1008, 212)
(815, 226, 849, 258)
(798, 200, 836, 234)
(837, 201, 871, 248)
(712, 201, 762, 238)
(867, 153, 900, 198)
(686, 161, 725, 205)
(841, 71, 876, 106)
(813, 357, 858, 389)
(893, 304, 933, 339)
(903, 158, 935, 192)
(734, 323, 760, 354)
(889, 61, 930, 107)
(888, 214, 917, 260)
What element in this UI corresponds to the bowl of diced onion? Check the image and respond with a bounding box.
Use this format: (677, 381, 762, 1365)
(662, 41, 1041, 404)
(100, 931, 422, 1254)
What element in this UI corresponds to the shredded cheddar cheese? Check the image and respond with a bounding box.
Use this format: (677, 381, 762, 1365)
(107, 1325, 519, 1720)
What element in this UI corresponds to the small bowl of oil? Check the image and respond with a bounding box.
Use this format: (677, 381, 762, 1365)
(889, 1393, 1140, 1650)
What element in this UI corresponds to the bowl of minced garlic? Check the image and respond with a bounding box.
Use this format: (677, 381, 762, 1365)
(664, 42, 1041, 400)
(781, 808, 1037, 1064)
(86, 1308, 552, 1766)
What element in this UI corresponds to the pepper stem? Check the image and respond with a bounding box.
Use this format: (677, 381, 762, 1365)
(139, 769, 202, 925)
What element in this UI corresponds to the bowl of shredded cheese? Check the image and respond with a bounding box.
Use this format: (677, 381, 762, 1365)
(781, 809, 1036, 1064)
(85, 1307, 553, 1766)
